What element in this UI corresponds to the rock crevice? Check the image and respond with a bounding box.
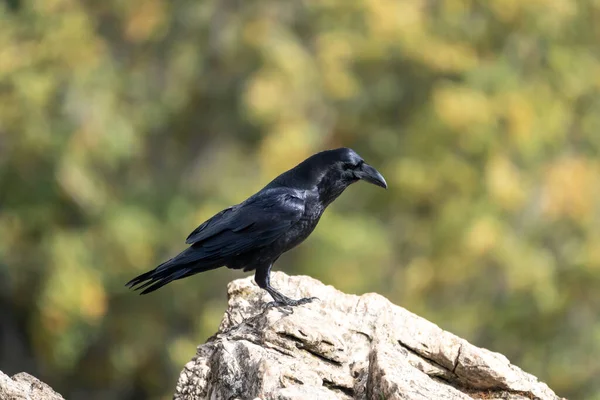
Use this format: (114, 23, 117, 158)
(174, 272, 563, 400)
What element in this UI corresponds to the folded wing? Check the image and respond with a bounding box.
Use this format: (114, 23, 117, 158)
(126, 188, 305, 294)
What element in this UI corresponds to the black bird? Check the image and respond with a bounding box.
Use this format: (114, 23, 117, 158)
(126, 148, 387, 306)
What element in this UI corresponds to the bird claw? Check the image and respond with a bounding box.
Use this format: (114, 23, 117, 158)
(264, 296, 319, 312)
(293, 296, 319, 305)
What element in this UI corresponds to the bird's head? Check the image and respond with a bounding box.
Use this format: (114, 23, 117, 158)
(329, 148, 388, 189)
(274, 148, 387, 205)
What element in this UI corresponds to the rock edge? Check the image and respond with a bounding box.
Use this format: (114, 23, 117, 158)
(0, 370, 64, 400)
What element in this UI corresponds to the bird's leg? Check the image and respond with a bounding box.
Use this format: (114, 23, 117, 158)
(254, 264, 318, 308)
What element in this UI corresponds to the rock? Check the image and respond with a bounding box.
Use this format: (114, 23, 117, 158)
(174, 272, 564, 400)
(0, 370, 64, 400)
(0, 273, 565, 400)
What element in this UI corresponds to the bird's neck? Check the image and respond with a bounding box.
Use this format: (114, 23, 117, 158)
(316, 171, 351, 208)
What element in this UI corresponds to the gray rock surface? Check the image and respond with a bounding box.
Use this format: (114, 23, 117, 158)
(0, 370, 64, 400)
(175, 272, 564, 400)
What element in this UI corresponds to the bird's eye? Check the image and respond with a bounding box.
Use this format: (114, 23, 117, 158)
(343, 163, 354, 170)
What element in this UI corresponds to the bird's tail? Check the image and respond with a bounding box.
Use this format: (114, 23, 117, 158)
(125, 247, 221, 294)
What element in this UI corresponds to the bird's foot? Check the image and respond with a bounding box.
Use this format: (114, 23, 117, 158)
(264, 296, 319, 311)
(290, 296, 320, 306)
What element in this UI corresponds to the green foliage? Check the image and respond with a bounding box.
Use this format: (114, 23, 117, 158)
(1, 0, 599, 398)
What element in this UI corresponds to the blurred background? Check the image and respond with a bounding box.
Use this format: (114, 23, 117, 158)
(0, 0, 599, 399)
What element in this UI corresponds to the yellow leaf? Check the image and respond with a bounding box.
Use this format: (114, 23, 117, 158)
(434, 85, 492, 131)
(542, 158, 599, 221)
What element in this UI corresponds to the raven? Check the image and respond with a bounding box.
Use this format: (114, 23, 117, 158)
(126, 148, 387, 306)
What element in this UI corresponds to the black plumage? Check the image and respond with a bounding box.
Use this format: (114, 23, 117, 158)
(126, 148, 387, 306)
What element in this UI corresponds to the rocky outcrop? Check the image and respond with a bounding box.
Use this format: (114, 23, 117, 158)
(174, 272, 564, 400)
(0, 370, 64, 400)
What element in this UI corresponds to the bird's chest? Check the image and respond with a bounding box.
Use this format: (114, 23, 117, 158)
(278, 198, 324, 252)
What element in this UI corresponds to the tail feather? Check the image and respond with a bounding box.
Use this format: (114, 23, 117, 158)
(136, 268, 192, 294)
(125, 249, 222, 294)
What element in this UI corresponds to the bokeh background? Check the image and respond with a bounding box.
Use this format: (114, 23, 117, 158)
(1, 0, 599, 399)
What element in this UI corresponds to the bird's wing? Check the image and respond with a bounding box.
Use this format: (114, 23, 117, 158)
(184, 188, 305, 259)
(185, 206, 235, 244)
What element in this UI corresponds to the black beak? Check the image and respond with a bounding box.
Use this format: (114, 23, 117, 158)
(355, 163, 387, 189)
